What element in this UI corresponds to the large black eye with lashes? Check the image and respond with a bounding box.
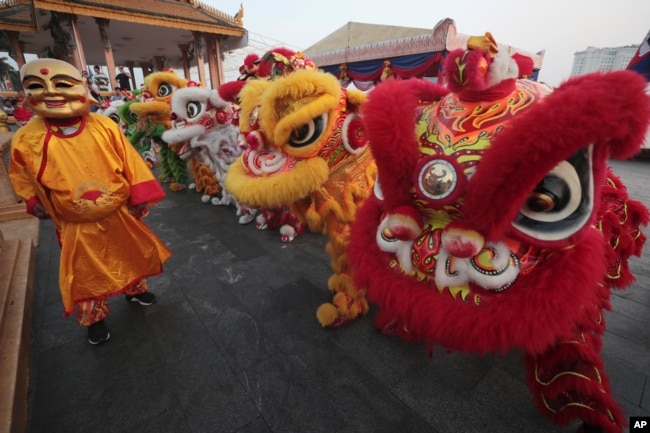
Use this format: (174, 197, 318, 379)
(25, 82, 44, 90)
(157, 83, 174, 98)
(520, 162, 580, 223)
(512, 149, 593, 242)
(524, 175, 571, 214)
(55, 82, 74, 89)
(186, 101, 202, 119)
(288, 114, 327, 148)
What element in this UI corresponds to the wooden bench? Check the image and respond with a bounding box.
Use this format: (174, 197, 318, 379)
(0, 132, 39, 433)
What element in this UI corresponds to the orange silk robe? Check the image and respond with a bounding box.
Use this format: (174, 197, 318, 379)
(9, 114, 172, 314)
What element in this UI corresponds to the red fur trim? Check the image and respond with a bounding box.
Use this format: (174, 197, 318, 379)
(362, 79, 448, 211)
(348, 196, 609, 355)
(554, 71, 650, 160)
(444, 49, 492, 94)
(461, 71, 650, 243)
(266, 47, 295, 58)
(441, 222, 484, 258)
(243, 53, 259, 69)
(218, 81, 247, 104)
(512, 53, 534, 77)
(387, 205, 423, 240)
(347, 69, 649, 433)
(598, 169, 649, 289)
(525, 333, 627, 432)
(257, 47, 296, 78)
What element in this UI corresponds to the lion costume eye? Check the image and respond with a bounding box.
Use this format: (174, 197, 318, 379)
(288, 114, 327, 148)
(520, 161, 581, 222)
(512, 148, 593, 242)
(186, 101, 202, 119)
(157, 83, 174, 98)
(108, 113, 121, 124)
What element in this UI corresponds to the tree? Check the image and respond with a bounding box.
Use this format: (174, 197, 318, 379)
(0, 56, 20, 91)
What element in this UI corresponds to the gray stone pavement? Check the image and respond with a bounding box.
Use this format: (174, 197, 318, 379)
(24, 158, 650, 433)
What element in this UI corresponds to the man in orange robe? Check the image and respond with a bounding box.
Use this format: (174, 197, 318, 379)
(9, 58, 171, 345)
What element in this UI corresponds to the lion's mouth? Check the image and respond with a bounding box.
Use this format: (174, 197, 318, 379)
(242, 148, 294, 176)
(378, 221, 549, 305)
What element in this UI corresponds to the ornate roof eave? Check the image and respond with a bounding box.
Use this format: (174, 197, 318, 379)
(310, 33, 434, 67)
(0, 0, 39, 33)
(1, 21, 39, 33)
(309, 18, 457, 67)
(32, 0, 245, 37)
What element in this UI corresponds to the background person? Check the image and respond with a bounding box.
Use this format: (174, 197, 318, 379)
(111, 86, 125, 101)
(12, 91, 32, 126)
(86, 79, 103, 112)
(92, 65, 110, 92)
(116, 65, 132, 90)
(2, 98, 14, 116)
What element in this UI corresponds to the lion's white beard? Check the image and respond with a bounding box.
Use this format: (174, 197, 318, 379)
(162, 123, 206, 145)
(189, 126, 241, 181)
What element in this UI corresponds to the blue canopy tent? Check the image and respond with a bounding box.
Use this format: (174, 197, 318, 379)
(305, 18, 544, 91)
(627, 28, 650, 155)
(627, 28, 650, 81)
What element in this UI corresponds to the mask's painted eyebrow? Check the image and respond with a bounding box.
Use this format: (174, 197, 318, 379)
(22, 73, 83, 83)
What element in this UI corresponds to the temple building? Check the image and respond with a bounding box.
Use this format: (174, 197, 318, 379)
(0, 0, 248, 90)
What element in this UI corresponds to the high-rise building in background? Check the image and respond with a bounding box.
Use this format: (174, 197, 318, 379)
(571, 45, 638, 76)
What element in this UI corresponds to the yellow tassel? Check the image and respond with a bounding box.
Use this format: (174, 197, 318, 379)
(316, 303, 338, 327)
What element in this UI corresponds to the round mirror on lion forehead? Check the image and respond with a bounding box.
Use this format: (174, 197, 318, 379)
(419, 159, 458, 199)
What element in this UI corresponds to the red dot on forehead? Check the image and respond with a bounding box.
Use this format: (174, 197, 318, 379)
(39, 68, 50, 75)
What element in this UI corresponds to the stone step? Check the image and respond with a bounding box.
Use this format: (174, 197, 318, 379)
(0, 234, 36, 433)
(0, 129, 40, 433)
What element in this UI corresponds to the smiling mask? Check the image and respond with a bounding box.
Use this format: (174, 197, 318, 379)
(21, 58, 92, 119)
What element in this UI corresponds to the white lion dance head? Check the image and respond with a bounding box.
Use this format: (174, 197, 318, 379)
(162, 86, 243, 208)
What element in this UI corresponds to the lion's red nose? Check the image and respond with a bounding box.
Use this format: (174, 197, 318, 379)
(246, 130, 267, 151)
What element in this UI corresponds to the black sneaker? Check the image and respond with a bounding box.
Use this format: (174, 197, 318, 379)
(87, 320, 110, 345)
(125, 292, 157, 306)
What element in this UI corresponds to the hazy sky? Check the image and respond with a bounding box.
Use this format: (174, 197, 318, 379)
(206, 0, 650, 87)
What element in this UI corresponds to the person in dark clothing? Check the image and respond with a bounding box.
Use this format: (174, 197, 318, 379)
(115, 66, 132, 90)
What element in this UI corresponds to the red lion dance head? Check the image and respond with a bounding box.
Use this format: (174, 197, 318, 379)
(348, 33, 650, 433)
